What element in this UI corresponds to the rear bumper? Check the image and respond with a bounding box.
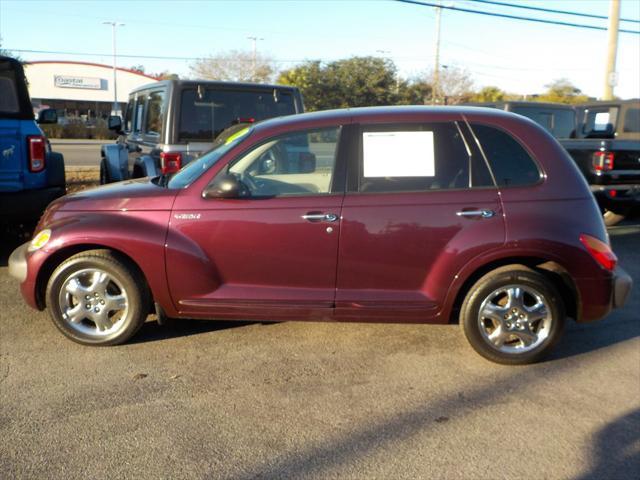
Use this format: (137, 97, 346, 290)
(0, 186, 65, 223)
(613, 266, 633, 309)
(592, 184, 640, 211)
(576, 266, 633, 322)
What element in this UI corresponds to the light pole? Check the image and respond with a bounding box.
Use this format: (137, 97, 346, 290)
(247, 36, 264, 82)
(103, 21, 125, 115)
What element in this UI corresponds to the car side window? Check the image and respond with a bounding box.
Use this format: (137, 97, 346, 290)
(134, 93, 147, 133)
(123, 98, 134, 133)
(358, 122, 491, 193)
(470, 124, 541, 187)
(145, 90, 164, 136)
(227, 127, 341, 197)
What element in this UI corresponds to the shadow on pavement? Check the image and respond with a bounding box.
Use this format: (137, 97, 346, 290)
(228, 349, 637, 480)
(576, 408, 640, 480)
(128, 318, 256, 344)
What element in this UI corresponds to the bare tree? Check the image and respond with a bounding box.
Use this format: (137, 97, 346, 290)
(190, 50, 275, 83)
(425, 66, 474, 104)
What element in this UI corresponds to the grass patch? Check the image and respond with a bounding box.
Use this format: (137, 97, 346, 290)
(66, 168, 99, 194)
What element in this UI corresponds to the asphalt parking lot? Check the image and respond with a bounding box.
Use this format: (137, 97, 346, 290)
(0, 222, 638, 480)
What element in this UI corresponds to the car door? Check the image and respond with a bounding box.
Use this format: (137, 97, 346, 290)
(166, 125, 347, 320)
(335, 120, 506, 322)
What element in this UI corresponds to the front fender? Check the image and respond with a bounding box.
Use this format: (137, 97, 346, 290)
(102, 144, 128, 182)
(133, 155, 158, 178)
(27, 210, 173, 313)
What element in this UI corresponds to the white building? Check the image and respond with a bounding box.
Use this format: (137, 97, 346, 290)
(24, 60, 157, 119)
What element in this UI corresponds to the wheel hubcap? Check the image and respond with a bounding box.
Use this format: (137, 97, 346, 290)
(58, 268, 129, 337)
(477, 285, 552, 354)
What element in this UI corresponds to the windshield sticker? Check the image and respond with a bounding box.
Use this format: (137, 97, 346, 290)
(225, 127, 251, 144)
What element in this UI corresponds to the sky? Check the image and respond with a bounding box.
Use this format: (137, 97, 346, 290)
(1, 0, 639, 99)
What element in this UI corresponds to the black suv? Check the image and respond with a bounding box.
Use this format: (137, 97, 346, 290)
(101, 80, 304, 183)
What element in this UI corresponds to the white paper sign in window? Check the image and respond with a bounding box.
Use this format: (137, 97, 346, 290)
(363, 131, 435, 177)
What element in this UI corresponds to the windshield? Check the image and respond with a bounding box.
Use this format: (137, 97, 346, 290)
(178, 88, 295, 141)
(167, 127, 252, 189)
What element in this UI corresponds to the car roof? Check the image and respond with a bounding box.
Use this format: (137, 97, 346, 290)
(466, 101, 575, 110)
(129, 79, 300, 94)
(250, 105, 524, 133)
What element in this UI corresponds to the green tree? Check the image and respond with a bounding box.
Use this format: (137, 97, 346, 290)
(470, 86, 506, 103)
(0, 38, 21, 61)
(396, 80, 433, 105)
(278, 61, 326, 111)
(278, 56, 424, 111)
(536, 78, 590, 104)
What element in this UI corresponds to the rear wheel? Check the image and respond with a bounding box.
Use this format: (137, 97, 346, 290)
(46, 250, 149, 346)
(460, 266, 565, 365)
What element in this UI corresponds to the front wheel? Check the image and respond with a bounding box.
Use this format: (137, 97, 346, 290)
(460, 266, 565, 365)
(46, 250, 149, 346)
(99, 160, 110, 185)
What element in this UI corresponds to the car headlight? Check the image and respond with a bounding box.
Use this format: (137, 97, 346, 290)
(29, 229, 52, 252)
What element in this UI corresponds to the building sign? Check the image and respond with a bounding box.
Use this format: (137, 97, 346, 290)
(54, 75, 102, 90)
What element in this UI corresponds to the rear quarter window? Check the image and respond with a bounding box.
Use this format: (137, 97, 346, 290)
(471, 124, 541, 187)
(0, 70, 20, 114)
(623, 108, 640, 133)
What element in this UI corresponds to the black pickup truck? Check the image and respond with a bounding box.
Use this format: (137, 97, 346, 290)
(470, 100, 640, 225)
(561, 100, 640, 225)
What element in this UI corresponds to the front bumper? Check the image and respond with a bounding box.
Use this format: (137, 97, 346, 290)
(613, 266, 633, 309)
(8, 242, 28, 283)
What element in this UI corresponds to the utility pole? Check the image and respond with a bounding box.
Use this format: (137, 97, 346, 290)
(433, 2, 442, 104)
(247, 36, 264, 82)
(603, 0, 620, 100)
(602, 0, 620, 100)
(103, 21, 125, 115)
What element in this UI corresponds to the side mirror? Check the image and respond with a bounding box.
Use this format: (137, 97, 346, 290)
(202, 174, 248, 199)
(108, 115, 123, 132)
(37, 108, 58, 124)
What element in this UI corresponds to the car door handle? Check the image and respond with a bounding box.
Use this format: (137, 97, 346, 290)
(302, 212, 339, 222)
(456, 209, 495, 218)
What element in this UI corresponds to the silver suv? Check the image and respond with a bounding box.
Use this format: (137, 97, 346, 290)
(101, 79, 304, 183)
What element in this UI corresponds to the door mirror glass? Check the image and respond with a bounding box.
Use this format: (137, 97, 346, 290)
(108, 115, 123, 132)
(37, 108, 58, 124)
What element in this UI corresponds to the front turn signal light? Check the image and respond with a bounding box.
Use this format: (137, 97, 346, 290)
(29, 229, 52, 252)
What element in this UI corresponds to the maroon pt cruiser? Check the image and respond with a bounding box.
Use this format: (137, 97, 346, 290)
(9, 106, 632, 364)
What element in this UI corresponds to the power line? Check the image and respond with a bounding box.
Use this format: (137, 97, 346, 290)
(9, 48, 306, 63)
(10, 48, 438, 66)
(467, 0, 640, 24)
(396, 0, 640, 35)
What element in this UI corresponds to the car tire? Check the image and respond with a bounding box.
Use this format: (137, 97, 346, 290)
(45, 250, 149, 346)
(99, 160, 110, 185)
(603, 209, 627, 227)
(460, 265, 565, 365)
